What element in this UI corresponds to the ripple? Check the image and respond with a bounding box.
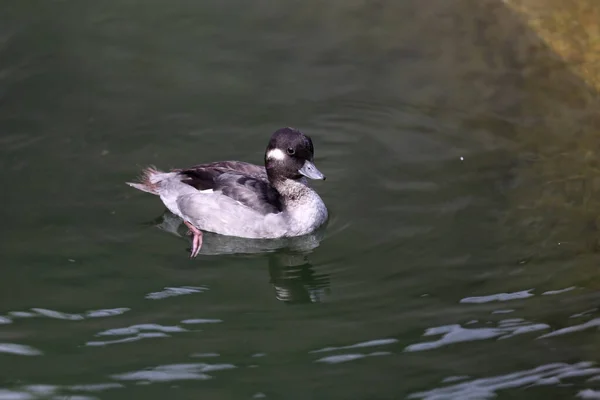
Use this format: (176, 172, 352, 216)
(7, 312, 36, 318)
(442, 376, 470, 383)
(316, 351, 391, 364)
(460, 289, 534, 304)
(111, 363, 236, 383)
(86, 332, 170, 347)
(29, 308, 83, 320)
(3, 308, 130, 322)
(20, 385, 56, 395)
(85, 308, 130, 318)
(408, 362, 600, 399)
(68, 383, 124, 392)
(0, 390, 33, 400)
(405, 319, 549, 352)
(310, 338, 398, 353)
(85, 323, 188, 347)
(579, 389, 600, 399)
(0, 382, 124, 399)
(0, 343, 42, 356)
(542, 286, 576, 296)
(538, 317, 600, 339)
(96, 324, 187, 336)
(145, 286, 209, 300)
(571, 309, 598, 319)
(181, 319, 222, 325)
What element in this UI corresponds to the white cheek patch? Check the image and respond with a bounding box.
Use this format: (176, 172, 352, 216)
(266, 148, 286, 161)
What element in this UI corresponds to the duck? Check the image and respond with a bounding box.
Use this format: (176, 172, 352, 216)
(126, 127, 328, 258)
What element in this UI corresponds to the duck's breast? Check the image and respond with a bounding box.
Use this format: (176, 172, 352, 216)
(176, 191, 288, 239)
(284, 191, 328, 236)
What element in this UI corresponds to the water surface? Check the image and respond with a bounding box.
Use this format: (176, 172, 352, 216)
(2, 1, 600, 399)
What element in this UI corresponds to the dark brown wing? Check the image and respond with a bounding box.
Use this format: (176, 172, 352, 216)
(214, 173, 282, 215)
(176, 161, 267, 191)
(175, 162, 281, 215)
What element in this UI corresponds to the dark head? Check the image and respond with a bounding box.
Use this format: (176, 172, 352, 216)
(264, 127, 326, 182)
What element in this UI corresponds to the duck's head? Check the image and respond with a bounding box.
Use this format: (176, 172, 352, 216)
(264, 127, 325, 182)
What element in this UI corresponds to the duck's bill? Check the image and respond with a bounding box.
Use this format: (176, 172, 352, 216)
(298, 160, 326, 180)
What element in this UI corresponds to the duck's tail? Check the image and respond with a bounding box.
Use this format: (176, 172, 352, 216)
(126, 166, 176, 195)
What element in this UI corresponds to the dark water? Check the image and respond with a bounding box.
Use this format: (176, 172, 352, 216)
(3, 0, 600, 398)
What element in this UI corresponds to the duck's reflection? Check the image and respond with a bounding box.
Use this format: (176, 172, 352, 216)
(147, 211, 330, 304)
(268, 252, 330, 304)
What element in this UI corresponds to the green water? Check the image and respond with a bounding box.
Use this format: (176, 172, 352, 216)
(3, 1, 600, 399)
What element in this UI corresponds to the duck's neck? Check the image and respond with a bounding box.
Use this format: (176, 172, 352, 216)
(271, 177, 328, 236)
(271, 177, 311, 202)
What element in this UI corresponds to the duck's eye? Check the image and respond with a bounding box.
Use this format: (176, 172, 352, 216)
(286, 147, 295, 155)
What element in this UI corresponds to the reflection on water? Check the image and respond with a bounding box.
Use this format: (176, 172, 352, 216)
(541, 286, 576, 295)
(3, 0, 600, 398)
(145, 286, 209, 300)
(491, 309, 515, 314)
(311, 338, 398, 353)
(86, 319, 225, 348)
(405, 319, 550, 352)
(0, 343, 42, 356)
(111, 362, 236, 383)
(1, 307, 130, 323)
(97, 323, 188, 336)
(181, 318, 222, 324)
(152, 210, 331, 304)
(571, 309, 598, 319)
(539, 317, 600, 339)
(311, 337, 398, 364)
(408, 362, 600, 400)
(460, 290, 535, 304)
(86, 331, 172, 347)
(268, 252, 330, 304)
(0, 361, 236, 398)
(315, 351, 391, 364)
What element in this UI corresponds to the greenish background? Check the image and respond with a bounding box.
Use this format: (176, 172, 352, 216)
(2, 1, 600, 399)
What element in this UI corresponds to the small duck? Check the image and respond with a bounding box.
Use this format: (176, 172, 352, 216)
(126, 127, 328, 257)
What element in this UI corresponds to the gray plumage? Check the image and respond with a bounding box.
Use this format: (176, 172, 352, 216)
(126, 128, 328, 241)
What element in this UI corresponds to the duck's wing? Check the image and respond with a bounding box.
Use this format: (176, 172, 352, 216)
(177, 162, 281, 215)
(213, 172, 283, 215)
(175, 161, 267, 191)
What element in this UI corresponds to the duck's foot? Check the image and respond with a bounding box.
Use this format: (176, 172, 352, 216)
(184, 221, 203, 258)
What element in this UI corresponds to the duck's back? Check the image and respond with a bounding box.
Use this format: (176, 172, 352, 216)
(176, 161, 283, 216)
(176, 161, 267, 189)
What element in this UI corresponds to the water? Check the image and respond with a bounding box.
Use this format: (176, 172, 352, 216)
(2, 0, 600, 398)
